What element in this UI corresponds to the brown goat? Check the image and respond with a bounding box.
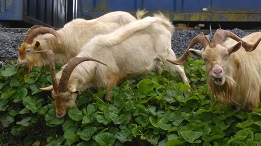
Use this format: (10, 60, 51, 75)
(168, 29, 261, 110)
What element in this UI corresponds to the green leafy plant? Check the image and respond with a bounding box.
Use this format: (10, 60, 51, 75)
(1, 57, 261, 146)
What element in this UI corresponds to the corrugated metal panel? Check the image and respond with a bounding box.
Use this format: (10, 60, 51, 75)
(77, 0, 261, 22)
(0, 0, 23, 20)
(1, 0, 261, 27)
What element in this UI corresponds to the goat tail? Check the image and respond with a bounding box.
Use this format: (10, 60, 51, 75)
(153, 12, 174, 34)
(136, 10, 147, 19)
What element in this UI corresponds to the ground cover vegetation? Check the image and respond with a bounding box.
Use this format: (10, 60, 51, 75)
(0, 57, 261, 146)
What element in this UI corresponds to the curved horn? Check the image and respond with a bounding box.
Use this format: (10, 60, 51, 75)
(24, 25, 62, 44)
(214, 29, 261, 52)
(34, 50, 59, 93)
(167, 32, 211, 65)
(59, 57, 107, 93)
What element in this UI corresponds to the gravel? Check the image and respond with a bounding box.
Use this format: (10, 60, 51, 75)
(0, 27, 257, 66)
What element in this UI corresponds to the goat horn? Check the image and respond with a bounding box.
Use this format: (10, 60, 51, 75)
(214, 29, 261, 52)
(24, 25, 62, 44)
(59, 57, 107, 93)
(167, 32, 211, 65)
(34, 50, 59, 93)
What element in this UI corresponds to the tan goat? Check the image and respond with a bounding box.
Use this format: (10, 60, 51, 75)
(168, 29, 261, 110)
(41, 14, 189, 118)
(17, 11, 144, 71)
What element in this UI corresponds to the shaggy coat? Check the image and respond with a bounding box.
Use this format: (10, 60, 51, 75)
(42, 14, 189, 118)
(17, 11, 139, 70)
(168, 30, 261, 110)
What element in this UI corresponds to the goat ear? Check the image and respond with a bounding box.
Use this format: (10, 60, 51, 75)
(189, 48, 202, 58)
(40, 85, 53, 91)
(35, 41, 41, 48)
(228, 42, 242, 54)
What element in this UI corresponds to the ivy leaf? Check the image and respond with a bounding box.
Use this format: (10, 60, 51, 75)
(115, 129, 132, 143)
(93, 132, 116, 146)
(68, 107, 83, 121)
(45, 109, 64, 126)
(2, 116, 14, 128)
(63, 125, 79, 142)
(137, 79, 158, 96)
(180, 130, 203, 143)
(13, 88, 28, 103)
(77, 126, 97, 141)
(22, 96, 42, 113)
(1, 66, 17, 77)
(86, 104, 97, 115)
(29, 84, 41, 95)
(46, 137, 64, 146)
(1, 90, 16, 99)
(0, 99, 9, 111)
(16, 117, 31, 126)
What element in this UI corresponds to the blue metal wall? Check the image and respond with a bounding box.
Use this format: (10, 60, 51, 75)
(0, 0, 23, 20)
(0, 0, 261, 27)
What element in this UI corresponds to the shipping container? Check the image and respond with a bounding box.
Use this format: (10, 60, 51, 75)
(0, 0, 260, 28)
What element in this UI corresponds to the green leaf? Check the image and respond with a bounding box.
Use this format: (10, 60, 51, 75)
(11, 126, 25, 136)
(1, 65, 17, 77)
(93, 132, 116, 146)
(22, 96, 42, 113)
(2, 116, 14, 128)
(45, 109, 64, 126)
(228, 128, 254, 143)
(29, 84, 41, 95)
(0, 99, 9, 111)
(86, 104, 97, 115)
(236, 119, 254, 129)
(1, 90, 16, 99)
(16, 117, 31, 126)
(149, 116, 158, 128)
(68, 107, 83, 121)
(46, 137, 65, 146)
(82, 115, 92, 125)
(148, 106, 157, 116)
(166, 138, 184, 146)
(0, 82, 7, 90)
(63, 125, 79, 142)
(13, 88, 28, 103)
(96, 113, 111, 125)
(115, 129, 132, 143)
(180, 130, 203, 143)
(137, 79, 158, 96)
(135, 115, 149, 127)
(10, 78, 22, 87)
(77, 126, 97, 141)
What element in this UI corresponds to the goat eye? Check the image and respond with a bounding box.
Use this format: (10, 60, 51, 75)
(203, 58, 208, 63)
(224, 53, 229, 58)
(65, 97, 71, 102)
(25, 48, 32, 53)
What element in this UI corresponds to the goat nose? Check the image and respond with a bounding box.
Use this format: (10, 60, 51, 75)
(214, 68, 222, 74)
(213, 65, 223, 75)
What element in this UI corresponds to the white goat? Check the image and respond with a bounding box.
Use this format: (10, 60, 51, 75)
(17, 11, 142, 70)
(168, 29, 261, 111)
(41, 14, 189, 118)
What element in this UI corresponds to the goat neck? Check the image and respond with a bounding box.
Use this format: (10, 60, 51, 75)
(58, 57, 107, 93)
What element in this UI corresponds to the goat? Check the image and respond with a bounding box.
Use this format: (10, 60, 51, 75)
(167, 29, 261, 111)
(17, 11, 143, 71)
(40, 14, 189, 118)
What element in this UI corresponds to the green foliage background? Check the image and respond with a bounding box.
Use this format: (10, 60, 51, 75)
(1, 57, 261, 146)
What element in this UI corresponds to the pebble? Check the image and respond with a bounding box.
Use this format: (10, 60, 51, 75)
(0, 27, 257, 61)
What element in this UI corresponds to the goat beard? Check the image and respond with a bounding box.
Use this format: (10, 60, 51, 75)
(208, 75, 238, 105)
